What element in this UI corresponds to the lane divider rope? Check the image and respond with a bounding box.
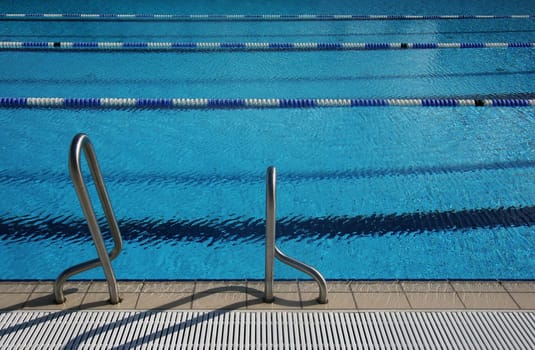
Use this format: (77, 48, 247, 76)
(1, 97, 533, 109)
(0, 41, 533, 51)
(0, 13, 533, 21)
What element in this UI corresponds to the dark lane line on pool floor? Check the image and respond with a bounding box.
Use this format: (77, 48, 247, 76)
(1, 159, 535, 186)
(2, 71, 535, 85)
(3, 29, 535, 40)
(1, 205, 534, 243)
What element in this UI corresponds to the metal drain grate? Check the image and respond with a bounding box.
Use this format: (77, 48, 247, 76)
(0, 311, 533, 349)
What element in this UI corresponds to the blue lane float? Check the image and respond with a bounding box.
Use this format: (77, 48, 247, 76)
(0, 13, 533, 21)
(1, 97, 534, 109)
(0, 41, 533, 51)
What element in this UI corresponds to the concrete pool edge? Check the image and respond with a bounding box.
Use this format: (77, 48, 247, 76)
(0, 280, 533, 311)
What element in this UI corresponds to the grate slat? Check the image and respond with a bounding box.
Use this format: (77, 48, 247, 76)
(516, 312, 535, 347)
(49, 313, 73, 349)
(349, 312, 365, 348)
(335, 313, 351, 349)
(132, 311, 151, 349)
(369, 313, 385, 349)
(441, 312, 466, 349)
(194, 311, 206, 349)
(448, 311, 476, 350)
(107, 311, 127, 349)
(480, 312, 507, 349)
(151, 312, 166, 349)
(33, 312, 60, 348)
(169, 312, 184, 350)
(295, 312, 306, 349)
(63, 311, 86, 349)
(89, 312, 109, 350)
(183, 311, 196, 349)
(428, 312, 454, 348)
(399, 312, 420, 349)
(358, 312, 370, 349)
(487, 312, 517, 349)
(381, 312, 397, 349)
(161, 311, 175, 349)
(1, 311, 30, 347)
(326, 312, 341, 349)
(501, 312, 531, 349)
(97, 312, 119, 349)
(248, 312, 255, 349)
(414, 312, 438, 348)
(467, 312, 497, 349)
(229, 311, 238, 349)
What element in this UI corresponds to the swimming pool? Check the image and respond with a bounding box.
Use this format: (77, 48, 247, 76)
(0, 0, 534, 280)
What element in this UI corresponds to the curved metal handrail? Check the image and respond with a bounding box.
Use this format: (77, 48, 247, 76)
(54, 133, 122, 304)
(265, 166, 328, 304)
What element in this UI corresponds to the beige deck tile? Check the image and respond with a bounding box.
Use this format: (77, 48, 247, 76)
(300, 281, 352, 293)
(195, 281, 247, 294)
(192, 292, 246, 310)
(247, 281, 299, 293)
(80, 292, 139, 310)
(354, 292, 410, 309)
(0, 282, 36, 293)
(457, 292, 518, 309)
(4, 280, 533, 312)
(88, 281, 143, 293)
(24, 292, 84, 310)
(509, 293, 535, 309)
(405, 292, 464, 309)
(450, 281, 505, 292)
(246, 281, 264, 294)
(136, 293, 192, 310)
(301, 292, 356, 310)
(33, 281, 90, 293)
(141, 282, 195, 293)
(0, 293, 30, 310)
(502, 281, 535, 293)
(351, 281, 402, 292)
(247, 292, 301, 310)
(401, 281, 454, 292)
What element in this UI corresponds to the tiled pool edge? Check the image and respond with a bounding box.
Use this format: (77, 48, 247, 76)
(0, 280, 533, 311)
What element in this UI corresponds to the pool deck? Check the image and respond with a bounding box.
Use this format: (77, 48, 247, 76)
(2, 281, 534, 348)
(1, 280, 534, 311)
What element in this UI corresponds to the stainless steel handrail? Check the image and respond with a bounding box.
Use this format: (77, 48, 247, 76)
(54, 133, 122, 304)
(265, 166, 328, 304)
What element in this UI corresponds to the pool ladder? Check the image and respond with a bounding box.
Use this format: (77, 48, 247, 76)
(264, 166, 328, 304)
(54, 134, 327, 305)
(54, 134, 122, 304)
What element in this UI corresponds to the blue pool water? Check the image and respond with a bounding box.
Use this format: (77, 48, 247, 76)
(0, 0, 534, 280)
